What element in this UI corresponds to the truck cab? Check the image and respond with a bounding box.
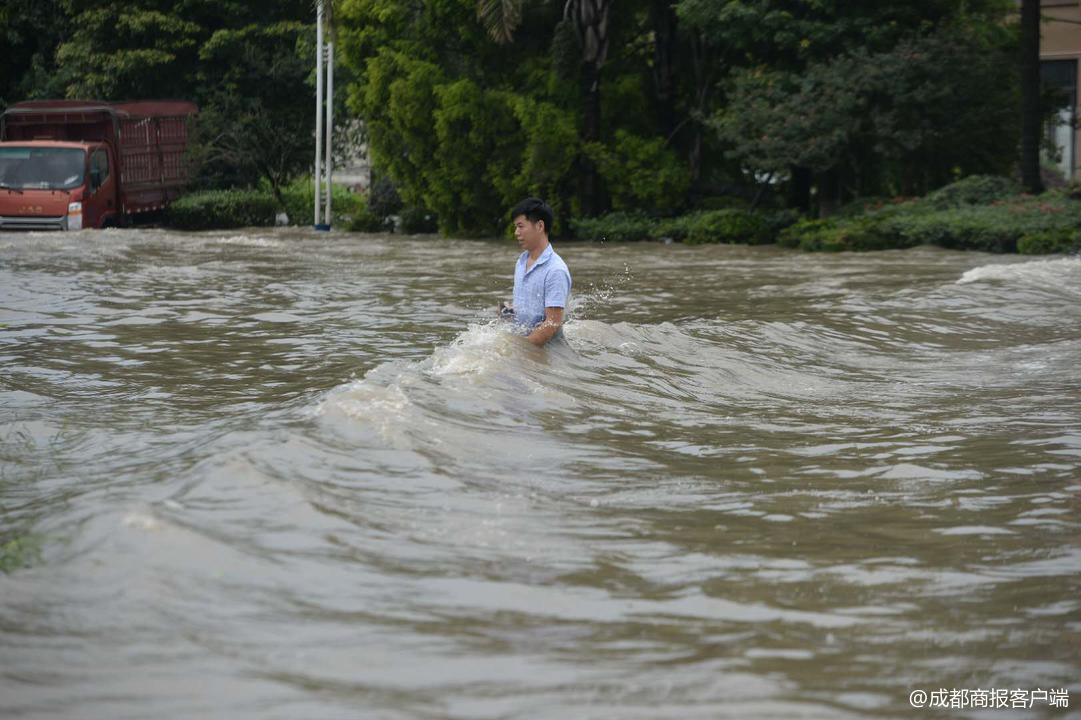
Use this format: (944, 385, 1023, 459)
(0, 100, 196, 231)
(0, 141, 118, 230)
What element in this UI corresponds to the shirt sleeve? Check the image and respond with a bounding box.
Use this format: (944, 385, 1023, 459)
(544, 268, 571, 308)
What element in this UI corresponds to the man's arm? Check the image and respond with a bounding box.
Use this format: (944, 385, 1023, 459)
(526, 307, 564, 346)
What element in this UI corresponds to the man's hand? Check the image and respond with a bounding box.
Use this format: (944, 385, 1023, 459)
(527, 307, 564, 346)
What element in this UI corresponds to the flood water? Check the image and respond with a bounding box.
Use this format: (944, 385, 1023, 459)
(1, 228, 1080, 719)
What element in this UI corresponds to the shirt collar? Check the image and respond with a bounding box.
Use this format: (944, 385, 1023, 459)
(521, 244, 553, 275)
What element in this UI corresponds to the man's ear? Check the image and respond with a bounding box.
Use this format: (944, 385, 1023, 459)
(537, 220, 546, 235)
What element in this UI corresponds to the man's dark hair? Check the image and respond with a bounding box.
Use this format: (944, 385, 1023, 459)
(511, 197, 554, 234)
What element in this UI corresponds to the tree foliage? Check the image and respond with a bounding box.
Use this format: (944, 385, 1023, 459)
(3, 0, 1034, 229)
(4, 0, 318, 200)
(188, 22, 315, 201)
(713, 24, 1019, 199)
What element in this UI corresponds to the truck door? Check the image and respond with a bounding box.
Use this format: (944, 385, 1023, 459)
(86, 147, 115, 227)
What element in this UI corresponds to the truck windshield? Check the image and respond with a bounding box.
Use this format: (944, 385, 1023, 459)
(0, 147, 86, 190)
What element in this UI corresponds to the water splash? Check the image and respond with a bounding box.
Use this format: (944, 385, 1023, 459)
(957, 256, 1081, 285)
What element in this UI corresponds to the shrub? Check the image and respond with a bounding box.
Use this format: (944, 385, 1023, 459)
(779, 219, 836, 250)
(399, 206, 439, 234)
(875, 193, 1081, 253)
(348, 207, 387, 233)
(367, 175, 403, 218)
(761, 208, 801, 240)
(279, 177, 367, 228)
(921, 174, 1020, 210)
(685, 209, 769, 245)
(782, 180, 1081, 253)
(571, 212, 657, 242)
(653, 213, 699, 242)
(166, 189, 278, 230)
(1018, 228, 1081, 255)
(779, 217, 913, 252)
(572, 208, 792, 244)
(834, 197, 895, 218)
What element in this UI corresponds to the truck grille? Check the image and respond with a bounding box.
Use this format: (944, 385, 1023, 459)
(0, 215, 67, 231)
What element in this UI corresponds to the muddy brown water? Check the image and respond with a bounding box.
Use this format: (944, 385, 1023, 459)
(2, 228, 1079, 719)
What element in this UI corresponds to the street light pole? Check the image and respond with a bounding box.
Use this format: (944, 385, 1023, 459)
(314, 0, 324, 228)
(325, 39, 334, 227)
(314, 0, 333, 230)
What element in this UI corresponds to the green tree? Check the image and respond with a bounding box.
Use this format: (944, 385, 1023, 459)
(188, 22, 316, 205)
(479, 0, 610, 215)
(679, 0, 1018, 213)
(341, 0, 584, 234)
(1019, 0, 1044, 194)
(39, 1, 318, 201)
(0, 0, 71, 108)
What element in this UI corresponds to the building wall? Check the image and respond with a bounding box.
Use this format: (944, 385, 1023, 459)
(1041, 0, 1081, 178)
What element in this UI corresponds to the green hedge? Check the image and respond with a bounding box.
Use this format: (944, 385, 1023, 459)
(1018, 228, 1081, 255)
(166, 189, 278, 230)
(165, 179, 380, 231)
(277, 177, 379, 230)
(684, 209, 769, 245)
(780, 182, 1081, 253)
(571, 209, 797, 244)
(921, 174, 1021, 210)
(571, 212, 657, 242)
(778, 217, 916, 252)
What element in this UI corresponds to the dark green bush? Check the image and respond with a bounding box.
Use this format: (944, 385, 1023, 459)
(573, 208, 792, 244)
(653, 213, 699, 242)
(685, 209, 769, 245)
(565, 176, 1079, 253)
(761, 208, 801, 240)
(166, 189, 278, 230)
(875, 194, 1081, 253)
(781, 216, 921, 252)
(399, 206, 439, 234)
(279, 177, 367, 228)
(1018, 228, 1081, 255)
(348, 207, 387, 232)
(167, 181, 376, 231)
(694, 196, 751, 211)
(834, 197, 897, 218)
(367, 175, 403, 218)
(781, 180, 1081, 253)
(571, 212, 657, 242)
(921, 174, 1021, 210)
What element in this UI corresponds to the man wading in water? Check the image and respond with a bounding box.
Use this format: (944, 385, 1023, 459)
(501, 198, 572, 346)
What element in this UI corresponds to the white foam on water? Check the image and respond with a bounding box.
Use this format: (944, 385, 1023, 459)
(957, 256, 1081, 285)
(313, 321, 533, 443)
(211, 234, 282, 248)
(428, 321, 521, 378)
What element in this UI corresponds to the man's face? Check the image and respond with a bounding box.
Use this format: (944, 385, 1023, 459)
(513, 215, 545, 252)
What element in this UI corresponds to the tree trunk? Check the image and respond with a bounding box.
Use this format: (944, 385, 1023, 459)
(569, 0, 609, 216)
(650, 0, 677, 139)
(789, 166, 812, 214)
(688, 32, 714, 193)
(818, 168, 841, 218)
(1020, 0, 1044, 194)
(580, 61, 602, 216)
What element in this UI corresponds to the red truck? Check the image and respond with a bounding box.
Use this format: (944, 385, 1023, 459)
(0, 100, 197, 231)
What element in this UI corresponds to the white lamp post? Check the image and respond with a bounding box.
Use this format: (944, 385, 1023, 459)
(314, 0, 334, 230)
